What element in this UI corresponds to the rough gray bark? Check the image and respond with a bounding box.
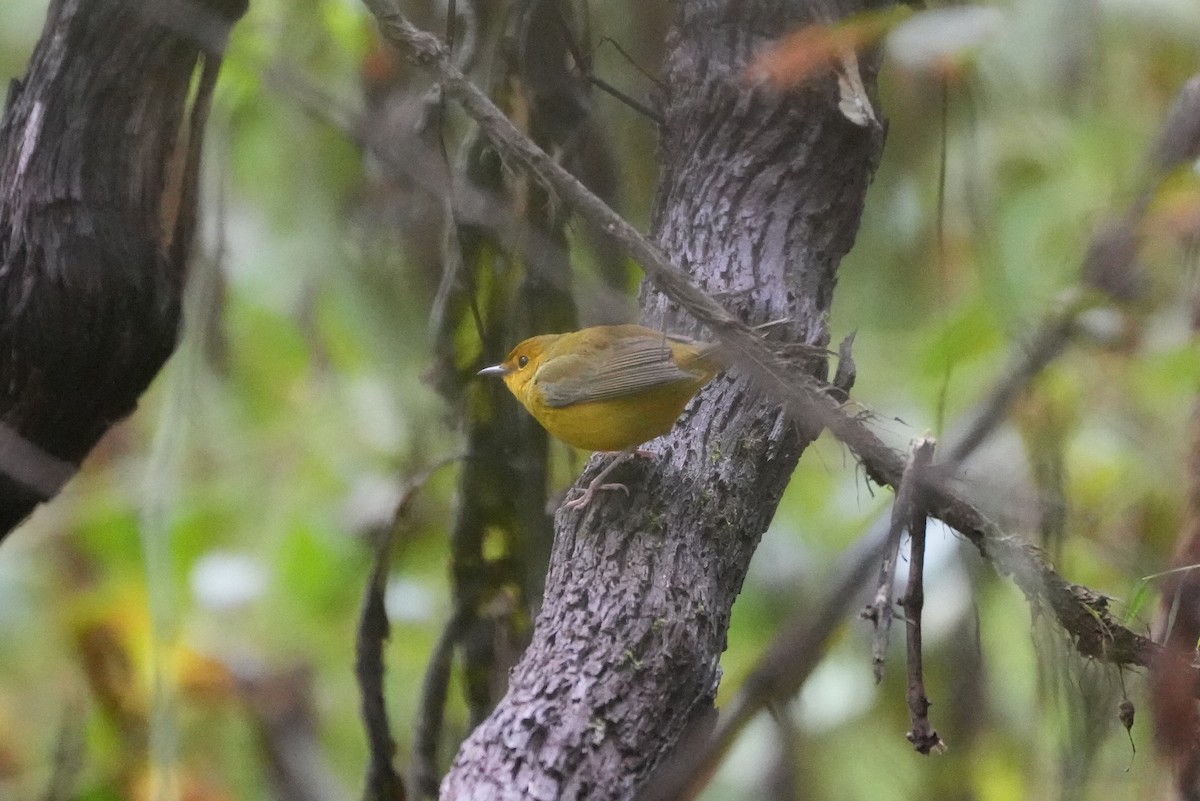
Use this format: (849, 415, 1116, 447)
(0, 0, 246, 539)
(439, 1, 885, 798)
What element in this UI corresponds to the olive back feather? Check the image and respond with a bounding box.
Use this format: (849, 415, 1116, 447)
(536, 330, 716, 408)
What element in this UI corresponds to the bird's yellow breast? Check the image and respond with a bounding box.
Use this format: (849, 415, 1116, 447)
(487, 324, 722, 452)
(515, 373, 709, 452)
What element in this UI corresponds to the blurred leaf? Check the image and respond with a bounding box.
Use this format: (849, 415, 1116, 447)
(745, 9, 911, 89)
(887, 6, 1006, 74)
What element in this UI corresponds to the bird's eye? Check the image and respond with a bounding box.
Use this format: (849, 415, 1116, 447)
(517, 355, 529, 369)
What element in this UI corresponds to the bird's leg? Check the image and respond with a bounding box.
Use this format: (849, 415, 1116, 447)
(564, 447, 641, 510)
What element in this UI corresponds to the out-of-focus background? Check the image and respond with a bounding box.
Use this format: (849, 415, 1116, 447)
(1, 1, 1198, 799)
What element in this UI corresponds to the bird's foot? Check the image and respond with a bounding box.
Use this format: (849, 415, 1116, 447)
(564, 479, 629, 510)
(563, 449, 641, 510)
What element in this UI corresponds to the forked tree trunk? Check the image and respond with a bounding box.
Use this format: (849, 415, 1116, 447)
(440, 0, 886, 797)
(0, 0, 246, 539)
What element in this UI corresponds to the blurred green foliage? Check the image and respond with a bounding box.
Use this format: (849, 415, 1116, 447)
(1, 0, 1198, 799)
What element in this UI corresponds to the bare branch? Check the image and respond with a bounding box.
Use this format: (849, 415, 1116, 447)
(356, 458, 460, 801)
(864, 438, 935, 683)
(358, 0, 1164, 681)
(358, 540, 407, 801)
(900, 439, 942, 755)
(411, 607, 470, 799)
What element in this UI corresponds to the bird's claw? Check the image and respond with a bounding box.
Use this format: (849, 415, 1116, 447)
(563, 480, 629, 510)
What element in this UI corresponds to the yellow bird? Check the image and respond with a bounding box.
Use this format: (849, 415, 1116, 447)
(478, 324, 723, 508)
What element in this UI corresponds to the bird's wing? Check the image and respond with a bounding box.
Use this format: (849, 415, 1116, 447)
(536, 333, 700, 408)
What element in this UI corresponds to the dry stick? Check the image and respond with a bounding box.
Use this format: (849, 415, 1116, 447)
(596, 35, 667, 91)
(356, 458, 460, 801)
(585, 73, 663, 124)
(864, 438, 933, 683)
(411, 606, 470, 799)
(360, 0, 1162, 673)
(901, 438, 942, 754)
(358, 532, 407, 801)
(549, 9, 664, 125)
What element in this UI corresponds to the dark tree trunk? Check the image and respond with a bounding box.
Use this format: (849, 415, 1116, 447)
(440, 1, 885, 798)
(0, 0, 246, 539)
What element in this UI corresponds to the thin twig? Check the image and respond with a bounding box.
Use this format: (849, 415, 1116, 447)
(596, 35, 666, 90)
(863, 437, 935, 684)
(550, 8, 662, 124)
(411, 606, 471, 799)
(900, 438, 942, 754)
(358, 532, 406, 801)
(356, 457, 461, 801)
(586, 74, 662, 124)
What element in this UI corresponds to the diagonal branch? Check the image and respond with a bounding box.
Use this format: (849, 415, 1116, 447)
(358, 0, 1164, 675)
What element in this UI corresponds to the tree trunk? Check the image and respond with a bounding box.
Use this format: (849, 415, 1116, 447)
(440, 1, 885, 798)
(0, 0, 247, 539)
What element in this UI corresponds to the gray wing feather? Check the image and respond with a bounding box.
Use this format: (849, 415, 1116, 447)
(536, 334, 699, 408)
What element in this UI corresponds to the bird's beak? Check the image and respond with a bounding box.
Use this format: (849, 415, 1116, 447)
(477, 364, 509, 377)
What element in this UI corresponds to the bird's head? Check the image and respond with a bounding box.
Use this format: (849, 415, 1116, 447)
(477, 335, 556, 396)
